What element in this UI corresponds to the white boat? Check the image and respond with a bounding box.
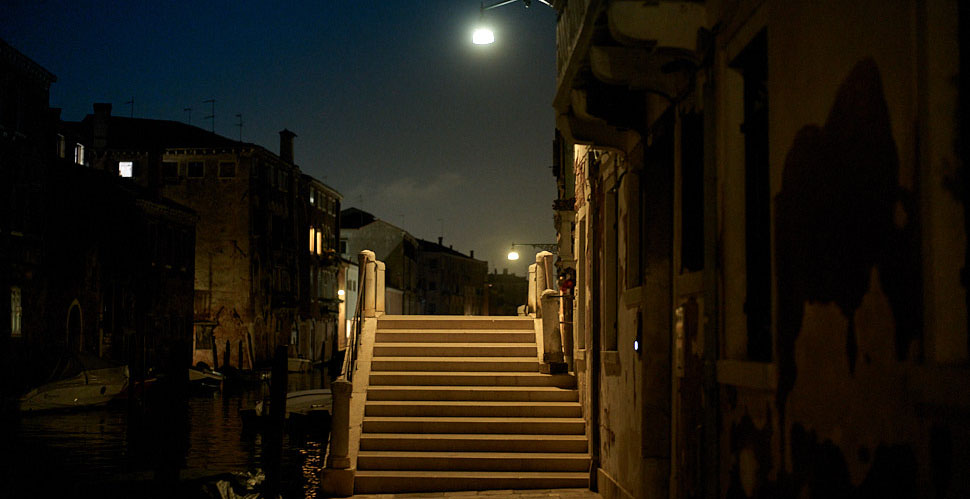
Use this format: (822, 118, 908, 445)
(188, 365, 224, 387)
(19, 362, 129, 412)
(254, 388, 332, 418)
(287, 357, 313, 373)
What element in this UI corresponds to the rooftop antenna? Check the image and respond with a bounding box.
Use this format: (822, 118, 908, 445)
(124, 97, 134, 118)
(184, 107, 192, 125)
(203, 98, 215, 132)
(235, 113, 243, 142)
(438, 218, 444, 239)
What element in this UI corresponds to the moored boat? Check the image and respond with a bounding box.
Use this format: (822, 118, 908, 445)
(19, 355, 129, 412)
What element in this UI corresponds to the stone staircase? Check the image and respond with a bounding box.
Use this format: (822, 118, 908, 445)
(355, 315, 589, 494)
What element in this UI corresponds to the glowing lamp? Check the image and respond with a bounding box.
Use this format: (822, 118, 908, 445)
(473, 28, 495, 45)
(507, 250, 519, 261)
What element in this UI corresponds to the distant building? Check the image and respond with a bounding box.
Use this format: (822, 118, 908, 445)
(487, 268, 527, 316)
(1, 38, 57, 395)
(340, 208, 419, 314)
(46, 166, 196, 380)
(299, 173, 342, 364)
(416, 238, 488, 315)
(64, 107, 341, 369)
(2, 39, 196, 396)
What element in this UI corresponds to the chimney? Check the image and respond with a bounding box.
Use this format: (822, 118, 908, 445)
(93, 103, 111, 149)
(438, 236, 443, 246)
(470, 250, 474, 258)
(279, 129, 296, 163)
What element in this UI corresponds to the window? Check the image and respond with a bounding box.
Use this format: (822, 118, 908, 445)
(219, 162, 236, 178)
(429, 281, 437, 291)
(187, 161, 204, 178)
(162, 161, 178, 179)
(310, 228, 317, 253)
(11, 286, 22, 337)
(681, 111, 705, 273)
(731, 29, 771, 361)
(309, 190, 316, 205)
(119, 161, 134, 178)
(340, 239, 348, 254)
(316, 231, 323, 255)
(74, 143, 85, 165)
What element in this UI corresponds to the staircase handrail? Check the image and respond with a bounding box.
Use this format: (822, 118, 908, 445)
(341, 259, 366, 382)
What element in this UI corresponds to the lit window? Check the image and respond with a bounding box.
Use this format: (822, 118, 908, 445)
(187, 161, 204, 178)
(11, 286, 22, 338)
(309, 190, 316, 205)
(219, 162, 236, 178)
(309, 228, 316, 253)
(119, 161, 134, 178)
(316, 230, 323, 255)
(74, 144, 85, 165)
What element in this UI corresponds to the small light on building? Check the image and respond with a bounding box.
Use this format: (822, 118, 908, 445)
(337, 289, 345, 297)
(634, 339, 640, 352)
(119, 161, 133, 178)
(473, 27, 495, 45)
(507, 251, 519, 261)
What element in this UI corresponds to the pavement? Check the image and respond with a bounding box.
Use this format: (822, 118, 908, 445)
(351, 488, 602, 499)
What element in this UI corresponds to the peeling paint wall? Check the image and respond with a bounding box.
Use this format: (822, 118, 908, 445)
(556, 0, 966, 498)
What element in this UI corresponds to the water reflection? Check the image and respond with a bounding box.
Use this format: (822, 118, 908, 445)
(1, 371, 329, 498)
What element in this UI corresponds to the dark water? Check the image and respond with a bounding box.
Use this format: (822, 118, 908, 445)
(0, 371, 330, 498)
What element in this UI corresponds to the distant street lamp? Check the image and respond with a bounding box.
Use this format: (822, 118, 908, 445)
(507, 242, 557, 260)
(473, 0, 553, 45)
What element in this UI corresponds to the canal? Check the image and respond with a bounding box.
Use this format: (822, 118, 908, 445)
(0, 370, 331, 498)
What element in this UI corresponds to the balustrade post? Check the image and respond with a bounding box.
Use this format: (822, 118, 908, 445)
(326, 379, 353, 469)
(540, 289, 566, 374)
(360, 250, 376, 317)
(375, 261, 385, 315)
(537, 251, 555, 290)
(528, 264, 538, 315)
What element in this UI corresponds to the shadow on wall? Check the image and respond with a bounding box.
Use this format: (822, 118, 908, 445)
(726, 57, 926, 498)
(774, 57, 922, 401)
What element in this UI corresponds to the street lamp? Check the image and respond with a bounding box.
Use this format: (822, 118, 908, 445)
(473, 0, 553, 45)
(507, 242, 557, 260)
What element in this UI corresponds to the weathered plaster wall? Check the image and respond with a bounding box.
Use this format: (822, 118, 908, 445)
(162, 150, 254, 367)
(717, 1, 968, 497)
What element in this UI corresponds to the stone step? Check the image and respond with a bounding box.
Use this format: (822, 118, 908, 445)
(368, 371, 577, 388)
(365, 401, 582, 418)
(366, 385, 578, 402)
(354, 470, 589, 494)
(375, 330, 536, 343)
(357, 450, 590, 472)
(362, 416, 587, 435)
(370, 357, 539, 373)
(378, 315, 534, 331)
(372, 343, 537, 358)
(359, 433, 589, 453)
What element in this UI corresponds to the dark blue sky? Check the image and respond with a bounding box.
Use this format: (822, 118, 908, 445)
(2, 0, 558, 275)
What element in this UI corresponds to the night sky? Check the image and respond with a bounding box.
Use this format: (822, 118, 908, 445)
(2, 0, 558, 276)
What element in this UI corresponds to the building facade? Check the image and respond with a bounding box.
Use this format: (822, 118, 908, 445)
(550, 1, 967, 498)
(66, 107, 340, 369)
(340, 208, 419, 314)
(299, 174, 342, 364)
(416, 237, 488, 315)
(2, 40, 196, 398)
(487, 268, 528, 316)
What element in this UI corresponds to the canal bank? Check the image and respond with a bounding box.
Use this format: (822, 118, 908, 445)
(0, 370, 330, 498)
